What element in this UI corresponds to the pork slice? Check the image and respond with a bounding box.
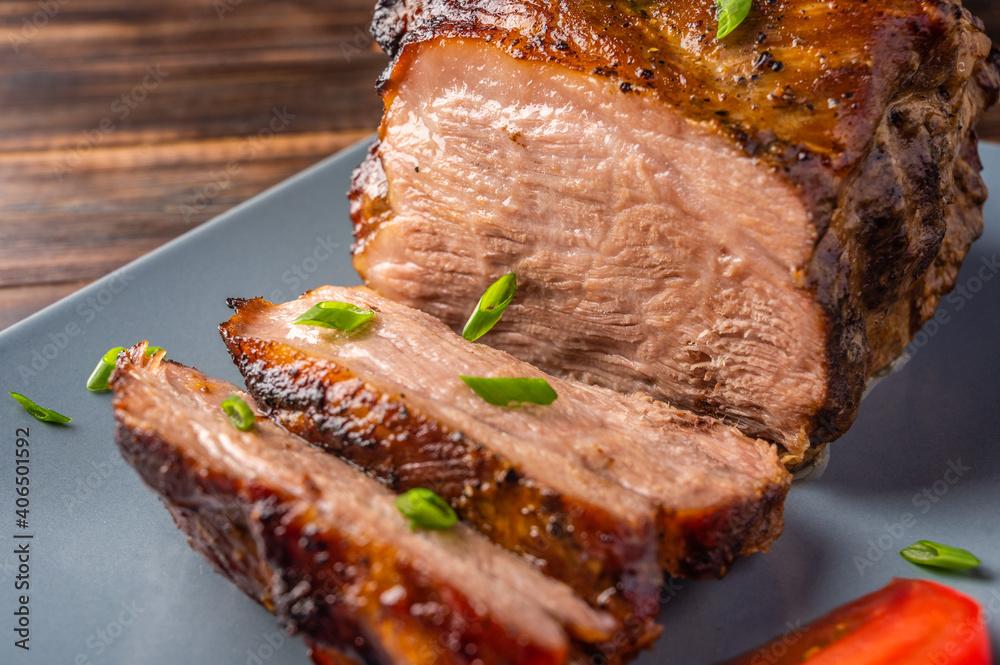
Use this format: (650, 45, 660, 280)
(350, 0, 1000, 460)
(111, 344, 619, 665)
(220, 287, 790, 593)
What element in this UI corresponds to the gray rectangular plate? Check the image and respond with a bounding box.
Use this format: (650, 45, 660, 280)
(2, 139, 999, 664)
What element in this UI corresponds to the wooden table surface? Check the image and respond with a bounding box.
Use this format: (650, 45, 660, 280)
(2, 0, 999, 331)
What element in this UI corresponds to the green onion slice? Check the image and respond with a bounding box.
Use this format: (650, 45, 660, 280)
(717, 0, 751, 39)
(293, 301, 375, 332)
(144, 346, 166, 357)
(462, 273, 517, 341)
(900, 540, 981, 571)
(87, 346, 126, 392)
(9, 392, 72, 424)
(459, 376, 558, 407)
(395, 488, 458, 531)
(221, 395, 255, 431)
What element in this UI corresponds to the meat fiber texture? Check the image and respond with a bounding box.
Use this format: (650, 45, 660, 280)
(220, 285, 791, 651)
(110, 344, 620, 665)
(349, 0, 1000, 462)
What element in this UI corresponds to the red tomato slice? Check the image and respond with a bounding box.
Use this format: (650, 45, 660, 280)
(720, 579, 992, 665)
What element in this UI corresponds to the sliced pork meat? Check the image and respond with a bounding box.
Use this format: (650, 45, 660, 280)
(111, 344, 621, 665)
(350, 0, 1000, 460)
(220, 287, 790, 603)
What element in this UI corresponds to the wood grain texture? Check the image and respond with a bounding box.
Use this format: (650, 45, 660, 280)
(0, 0, 387, 331)
(0, 0, 998, 331)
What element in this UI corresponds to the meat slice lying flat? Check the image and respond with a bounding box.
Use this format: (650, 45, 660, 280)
(220, 287, 790, 612)
(111, 344, 619, 665)
(350, 0, 1000, 460)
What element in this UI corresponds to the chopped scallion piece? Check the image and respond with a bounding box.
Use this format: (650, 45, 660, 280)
(462, 272, 517, 341)
(900, 541, 981, 571)
(221, 395, 255, 431)
(9, 392, 72, 424)
(459, 376, 558, 407)
(395, 488, 457, 531)
(87, 346, 126, 392)
(717, 0, 752, 39)
(293, 301, 375, 332)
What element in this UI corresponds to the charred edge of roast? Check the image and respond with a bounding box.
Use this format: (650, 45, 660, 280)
(348, 140, 392, 258)
(794, 8, 999, 448)
(111, 347, 620, 665)
(665, 480, 788, 579)
(218, 310, 661, 653)
(802, 236, 868, 449)
(825, 28, 1000, 405)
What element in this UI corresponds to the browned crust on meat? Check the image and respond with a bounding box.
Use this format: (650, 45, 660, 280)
(354, 0, 999, 454)
(804, 22, 1000, 444)
(865, 50, 1000, 373)
(112, 345, 606, 665)
(350, 140, 393, 259)
(663, 477, 788, 579)
(370, 0, 986, 203)
(221, 298, 789, 586)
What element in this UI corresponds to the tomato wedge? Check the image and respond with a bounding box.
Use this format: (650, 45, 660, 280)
(720, 579, 992, 665)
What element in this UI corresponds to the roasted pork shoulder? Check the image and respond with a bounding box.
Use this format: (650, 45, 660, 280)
(350, 0, 1000, 460)
(111, 344, 621, 665)
(220, 287, 790, 624)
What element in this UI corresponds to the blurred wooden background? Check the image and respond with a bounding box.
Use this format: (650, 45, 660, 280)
(1, 0, 999, 330)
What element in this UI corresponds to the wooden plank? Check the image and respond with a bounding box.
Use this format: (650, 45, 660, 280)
(0, 0, 387, 152)
(0, 281, 95, 332)
(0, 130, 372, 288)
(0, 0, 384, 329)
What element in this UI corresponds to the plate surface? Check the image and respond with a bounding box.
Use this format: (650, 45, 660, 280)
(2, 139, 999, 665)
